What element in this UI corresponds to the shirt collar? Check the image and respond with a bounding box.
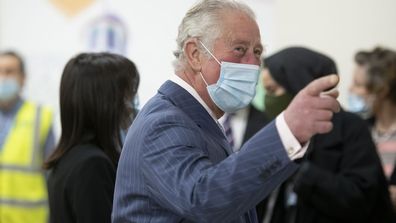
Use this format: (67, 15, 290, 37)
(170, 75, 218, 122)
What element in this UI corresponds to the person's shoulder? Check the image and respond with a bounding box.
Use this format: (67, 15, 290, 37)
(22, 100, 54, 119)
(335, 110, 372, 137)
(336, 110, 367, 125)
(147, 94, 177, 111)
(65, 144, 115, 177)
(137, 94, 192, 126)
(49, 144, 114, 185)
(23, 100, 53, 110)
(71, 144, 112, 162)
(52, 145, 116, 201)
(56, 144, 112, 170)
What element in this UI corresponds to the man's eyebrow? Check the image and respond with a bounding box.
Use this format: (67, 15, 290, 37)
(229, 40, 263, 49)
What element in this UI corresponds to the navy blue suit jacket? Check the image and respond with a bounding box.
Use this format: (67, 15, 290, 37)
(112, 81, 298, 223)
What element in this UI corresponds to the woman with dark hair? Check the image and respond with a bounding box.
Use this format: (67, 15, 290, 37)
(257, 47, 395, 223)
(44, 52, 139, 223)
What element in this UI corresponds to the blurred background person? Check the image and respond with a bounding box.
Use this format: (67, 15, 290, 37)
(257, 47, 395, 223)
(349, 47, 396, 211)
(0, 51, 55, 223)
(43, 52, 139, 223)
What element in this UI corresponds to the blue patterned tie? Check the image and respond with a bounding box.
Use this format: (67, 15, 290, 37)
(222, 113, 234, 148)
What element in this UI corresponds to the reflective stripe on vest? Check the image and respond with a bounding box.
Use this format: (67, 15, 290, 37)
(0, 101, 53, 223)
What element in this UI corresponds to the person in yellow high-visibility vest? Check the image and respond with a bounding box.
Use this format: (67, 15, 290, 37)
(0, 51, 55, 223)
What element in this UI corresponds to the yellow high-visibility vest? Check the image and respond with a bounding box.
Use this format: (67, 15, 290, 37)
(0, 101, 53, 223)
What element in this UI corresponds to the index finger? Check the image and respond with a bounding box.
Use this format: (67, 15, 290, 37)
(320, 87, 339, 99)
(304, 74, 339, 96)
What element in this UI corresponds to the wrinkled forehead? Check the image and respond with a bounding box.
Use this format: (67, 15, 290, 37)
(0, 55, 22, 69)
(0, 55, 25, 78)
(216, 10, 262, 47)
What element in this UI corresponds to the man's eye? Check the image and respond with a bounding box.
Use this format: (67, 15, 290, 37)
(254, 49, 263, 57)
(235, 47, 246, 54)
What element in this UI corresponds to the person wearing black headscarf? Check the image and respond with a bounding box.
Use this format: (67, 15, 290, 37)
(256, 47, 395, 223)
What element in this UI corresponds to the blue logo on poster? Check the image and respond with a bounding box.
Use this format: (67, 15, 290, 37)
(86, 14, 128, 55)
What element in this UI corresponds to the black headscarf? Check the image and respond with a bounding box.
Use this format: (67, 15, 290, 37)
(264, 47, 338, 95)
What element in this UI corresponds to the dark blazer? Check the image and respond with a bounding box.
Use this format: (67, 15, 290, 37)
(257, 111, 396, 223)
(112, 81, 298, 223)
(47, 144, 116, 223)
(242, 105, 270, 144)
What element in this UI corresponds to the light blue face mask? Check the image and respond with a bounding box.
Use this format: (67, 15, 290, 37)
(348, 93, 372, 119)
(0, 77, 20, 103)
(199, 41, 260, 113)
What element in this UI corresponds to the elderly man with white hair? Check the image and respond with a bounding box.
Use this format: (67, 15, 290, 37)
(112, 0, 340, 222)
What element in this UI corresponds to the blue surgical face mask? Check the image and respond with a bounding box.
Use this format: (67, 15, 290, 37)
(348, 93, 373, 119)
(199, 41, 260, 113)
(0, 77, 20, 103)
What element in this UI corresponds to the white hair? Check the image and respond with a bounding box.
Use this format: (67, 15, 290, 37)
(173, 0, 256, 71)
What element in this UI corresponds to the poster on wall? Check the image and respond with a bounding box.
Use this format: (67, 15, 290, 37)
(82, 13, 128, 55)
(49, 0, 96, 17)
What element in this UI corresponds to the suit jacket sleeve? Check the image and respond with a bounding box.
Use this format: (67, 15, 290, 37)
(141, 113, 297, 222)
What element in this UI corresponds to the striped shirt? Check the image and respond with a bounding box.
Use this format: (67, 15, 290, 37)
(372, 128, 396, 179)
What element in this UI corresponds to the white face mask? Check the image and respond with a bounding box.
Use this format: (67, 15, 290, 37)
(0, 77, 20, 103)
(199, 41, 260, 113)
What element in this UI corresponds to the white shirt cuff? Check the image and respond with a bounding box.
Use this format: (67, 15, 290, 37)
(275, 112, 310, 160)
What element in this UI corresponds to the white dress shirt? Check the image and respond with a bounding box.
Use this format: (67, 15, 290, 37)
(218, 108, 249, 152)
(170, 75, 308, 160)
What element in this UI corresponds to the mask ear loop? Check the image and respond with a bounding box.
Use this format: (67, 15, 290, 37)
(199, 41, 221, 65)
(198, 40, 220, 87)
(199, 71, 209, 87)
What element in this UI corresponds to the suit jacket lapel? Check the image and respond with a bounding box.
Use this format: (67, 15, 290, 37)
(158, 80, 232, 156)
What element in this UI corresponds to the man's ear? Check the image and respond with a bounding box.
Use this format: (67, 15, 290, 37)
(184, 38, 202, 72)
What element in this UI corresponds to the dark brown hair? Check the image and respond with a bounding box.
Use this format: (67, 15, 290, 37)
(355, 47, 396, 104)
(0, 50, 26, 76)
(44, 52, 139, 169)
